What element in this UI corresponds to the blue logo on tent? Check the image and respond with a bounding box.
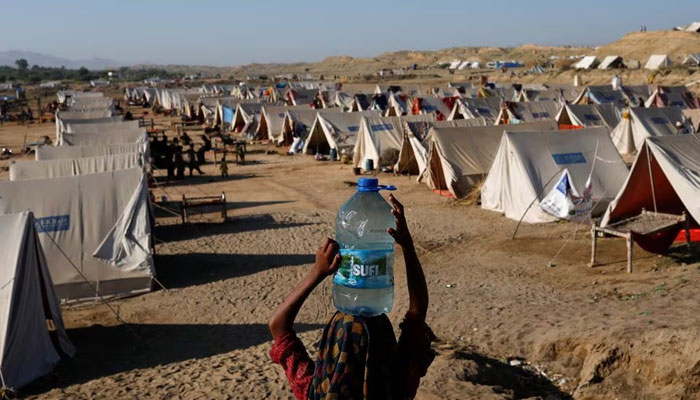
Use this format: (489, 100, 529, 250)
(278, 113, 285, 118)
(35, 215, 70, 233)
(584, 114, 601, 121)
(651, 117, 668, 124)
(556, 173, 569, 194)
(348, 126, 359, 132)
(552, 153, 586, 165)
(476, 108, 491, 115)
(423, 105, 437, 111)
(532, 112, 550, 119)
(370, 124, 393, 131)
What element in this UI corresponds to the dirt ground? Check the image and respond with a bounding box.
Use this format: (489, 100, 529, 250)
(1, 103, 700, 400)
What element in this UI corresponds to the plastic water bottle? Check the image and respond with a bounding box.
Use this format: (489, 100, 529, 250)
(333, 178, 396, 316)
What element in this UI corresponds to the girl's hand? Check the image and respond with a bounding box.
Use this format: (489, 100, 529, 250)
(311, 238, 341, 282)
(387, 194, 414, 249)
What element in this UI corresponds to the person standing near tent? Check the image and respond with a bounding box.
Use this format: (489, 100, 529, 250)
(186, 144, 204, 176)
(269, 194, 435, 399)
(173, 140, 186, 180)
(165, 139, 175, 180)
(219, 153, 229, 178)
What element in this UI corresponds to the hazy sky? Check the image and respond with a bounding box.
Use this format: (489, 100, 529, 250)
(2, 0, 699, 66)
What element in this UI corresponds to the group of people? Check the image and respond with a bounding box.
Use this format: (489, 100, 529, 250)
(150, 132, 211, 180)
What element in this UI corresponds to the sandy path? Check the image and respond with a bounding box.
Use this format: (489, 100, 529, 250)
(2, 124, 696, 399)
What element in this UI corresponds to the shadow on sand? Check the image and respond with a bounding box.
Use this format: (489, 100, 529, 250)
(22, 322, 323, 395)
(454, 349, 572, 399)
(155, 252, 316, 288)
(154, 213, 310, 242)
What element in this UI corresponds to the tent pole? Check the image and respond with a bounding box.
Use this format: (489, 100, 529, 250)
(645, 144, 658, 213)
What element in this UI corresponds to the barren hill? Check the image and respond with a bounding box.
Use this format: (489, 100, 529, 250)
(595, 30, 700, 61)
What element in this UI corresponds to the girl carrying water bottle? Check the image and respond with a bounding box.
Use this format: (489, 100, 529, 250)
(269, 194, 434, 399)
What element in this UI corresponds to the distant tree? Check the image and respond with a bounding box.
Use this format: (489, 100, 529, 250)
(15, 58, 29, 71)
(0, 75, 6, 83)
(78, 66, 91, 81)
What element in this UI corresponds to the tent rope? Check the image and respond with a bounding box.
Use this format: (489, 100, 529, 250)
(41, 232, 143, 342)
(645, 143, 658, 213)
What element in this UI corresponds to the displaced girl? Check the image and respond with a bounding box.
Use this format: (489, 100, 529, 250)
(269, 194, 435, 399)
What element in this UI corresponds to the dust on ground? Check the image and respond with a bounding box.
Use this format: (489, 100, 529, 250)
(1, 101, 699, 400)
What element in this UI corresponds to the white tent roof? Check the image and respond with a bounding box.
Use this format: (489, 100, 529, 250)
(685, 22, 700, 32)
(645, 54, 672, 70)
(36, 143, 147, 161)
(397, 118, 490, 177)
(0, 211, 75, 389)
(482, 128, 629, 223)
(497, 100, 559, 125)
(449, 97, 502, 122)
(610, 107, 686, 155)
(556, 103, 621, 129)
(598, 55, 623, 70)
(303, 110, 379, 155)
(682, 53, 700, 66)
(0, 168, 154, 300)
(602, 134, 700, 227)
(59, 127, 147, 146)
(10, 152, 142, 181)
(575, 56, 599, 70)
(258, 105, 311, 142)
(421, 121, 557, 198)
(352, 114, 434, 169)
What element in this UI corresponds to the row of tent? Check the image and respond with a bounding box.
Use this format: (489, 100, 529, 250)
(575, 54, 700, 70)
(1, 92, 155, 389)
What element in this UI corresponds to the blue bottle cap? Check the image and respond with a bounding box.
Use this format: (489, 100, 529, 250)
(357, 178, 396, 192)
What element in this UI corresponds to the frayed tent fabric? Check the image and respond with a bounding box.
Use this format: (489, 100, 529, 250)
(556, 103, 621, 129)
(481, 127, 629, 223)
(421, 121, 557, 199)
(352, 114, 435, 170)
(0, 212, 75, 389)
(610, 107, 687, 156)
(9, 153, 143, 181)
(396, 118, 490, 177)
(0, 168, 155, 300)
(601, 134, 700, 229)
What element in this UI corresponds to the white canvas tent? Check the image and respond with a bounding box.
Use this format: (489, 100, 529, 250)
(421, 121, 558, 198)
(57, 120, 141, 144)
(232, 103, 263, 133)
(556, 103, 621, 129)
(482, 128, 629, 223)
(0, 168, 155, 300)
(598, 56, 625, 70)
(610, 107, 687, 156)
(601, 134, 700, 227)
(575, 56, 599, 70)
(682, 53, 700, 67)
(0, 211, 75, 389)
(59, 127, 148, 147)
(396, 118, 491, 177)
(645, 55, 673, 70)
(10, 152, 142, 181)
(496, 100, 559, 124)
(352, 114, 434, 170)
(448, 97, 502, 122)
(280, 108, 343, 145)
(303, 110, 379, 155)
(36, 143, 147, 161)
(257, 105, 310, 142)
